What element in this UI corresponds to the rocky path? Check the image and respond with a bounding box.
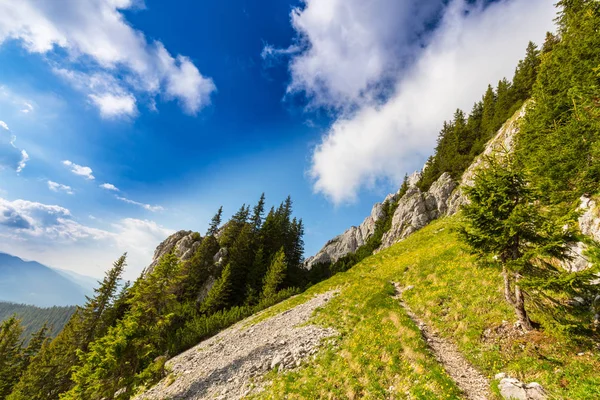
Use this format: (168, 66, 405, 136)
(135, 290, 339, 400)
(392, 282, 491, 400)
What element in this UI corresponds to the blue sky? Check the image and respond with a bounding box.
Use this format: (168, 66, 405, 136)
(0, 0, 556, 279)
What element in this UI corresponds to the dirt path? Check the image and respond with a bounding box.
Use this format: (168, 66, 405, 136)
(392, 282, 491, 400)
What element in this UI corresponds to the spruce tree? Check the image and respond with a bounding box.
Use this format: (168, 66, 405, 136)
(251, 193, 266, 230)
(460, 155, 576, 330)
(200, 264, 233, 314)
(207, 206, 223, 236)
(262, 248, 287, 300)
(0, 316, 25, 398)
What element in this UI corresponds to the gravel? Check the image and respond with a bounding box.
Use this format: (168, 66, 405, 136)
(135, 290, 339, 400)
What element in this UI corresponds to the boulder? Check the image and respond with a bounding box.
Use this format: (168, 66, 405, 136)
(498, 377, 547, 400)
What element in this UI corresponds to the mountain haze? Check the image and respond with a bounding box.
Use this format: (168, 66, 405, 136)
(0, 253, 92, 307)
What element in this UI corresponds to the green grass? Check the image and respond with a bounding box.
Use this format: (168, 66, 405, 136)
(251, 216, 600, 399)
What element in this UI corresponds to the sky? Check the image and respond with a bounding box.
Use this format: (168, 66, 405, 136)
(0, 0, 556, 280)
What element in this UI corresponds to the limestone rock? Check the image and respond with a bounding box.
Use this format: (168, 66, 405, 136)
(498, 377, 547, 400)
(146, 230, 202, 274)
(447, 103, 526, 215)
(379, 173, 456, 250)
(579, 195, 600, 242)
(304, 201, 385, 269)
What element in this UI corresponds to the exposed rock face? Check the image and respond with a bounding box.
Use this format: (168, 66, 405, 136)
(563, 196, 600, 272)
(380, 173, 456, 250)
(146, 230, 202, 274)
(304, 201, 386, 269)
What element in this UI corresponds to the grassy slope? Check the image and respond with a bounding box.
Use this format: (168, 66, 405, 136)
(251, 216, 600, 399)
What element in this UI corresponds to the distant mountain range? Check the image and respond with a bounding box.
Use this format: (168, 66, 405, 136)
(0, 252, 96, 307)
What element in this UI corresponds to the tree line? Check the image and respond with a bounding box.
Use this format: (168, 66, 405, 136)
(2, 194, 307, 400)
(461, 0, 600, 334)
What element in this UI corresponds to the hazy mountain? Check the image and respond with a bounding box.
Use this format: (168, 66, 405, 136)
(0, 252, 92, 307)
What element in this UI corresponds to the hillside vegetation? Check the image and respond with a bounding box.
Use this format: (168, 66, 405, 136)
(0, 302, 75, 339)
(252, 217, 600, 399)
(1, 1, 599, 399)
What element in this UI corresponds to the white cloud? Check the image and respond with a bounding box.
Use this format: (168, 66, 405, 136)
(100, 183, 119, 191)
(54, 69, 138, 118)
(48, 180, 74, 195)
(0, 0, 216, 117)
(116, 196, 164, 212)
(282, 0, 557, 203)
(62, 160, 95, 180)
(265, 0, 444, 110)
(0, 122, 28, 173)
(17, 150, 28, 173)
(89, 93, 137, 119)
(20, 102, 33, 113)
(0, 196, 174, 278)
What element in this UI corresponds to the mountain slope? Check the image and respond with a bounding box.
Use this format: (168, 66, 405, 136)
(0, 253, 90, 307)
(139, 217, 600, 399)
(0, 302, 75, 338)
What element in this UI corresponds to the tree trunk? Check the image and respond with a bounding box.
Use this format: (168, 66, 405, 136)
(514, 281, 533, 331)
(502, 266, 516, 306)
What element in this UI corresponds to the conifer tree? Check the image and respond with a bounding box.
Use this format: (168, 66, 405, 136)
(512, 41, 541, 101)
(0, 316, 25, 398)
(460, 155, 576, 330)
(207, 206, 223, 236)
(200, 264, 233, 314)
(262, 248, 287, 300)
(251, 193, 266, 230)
(8, 255, 128, 400)
(481, 84, 496, 137)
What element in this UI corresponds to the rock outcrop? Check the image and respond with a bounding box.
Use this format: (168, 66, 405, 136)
(379, 172, 456, 250)
(304, 201, 386, 269)
(145, 230, 203, 274)
(447, 104, 526, 215)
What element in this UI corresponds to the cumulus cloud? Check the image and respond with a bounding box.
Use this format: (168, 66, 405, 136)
(0, 120, 29, 173)
(278, 0, 556, 203)
(116, 196, 164, 212)
(48, 180, 74, 195)
(0, 196, 174, 278)
(0, 0, 216, 117)
(100, 183, 119, 191)
(62, 160, 95, 180)
(265, 0, 444, 110)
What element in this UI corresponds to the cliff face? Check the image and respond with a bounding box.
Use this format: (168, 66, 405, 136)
(304, 202, 385, 269)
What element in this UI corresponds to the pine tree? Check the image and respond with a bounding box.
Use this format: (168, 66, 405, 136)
(200, 264, 233, 314)
(251, 193, 266, 230)
(460, 155, 576, 330)
(261, 248, 287, 300)
(512, 41, 541, 101)
(0, 316, 25, 398)
(8, 255, 128, 400)
(481, 84, 496, 137)
(207, 206, 223, 236)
